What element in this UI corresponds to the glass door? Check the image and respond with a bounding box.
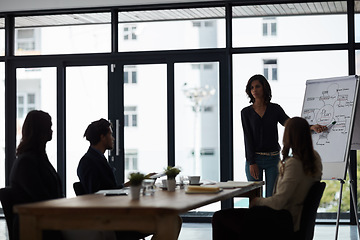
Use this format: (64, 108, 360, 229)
(175, 61, 220, 212)
(108, 63, 168, 184)
(65, 65, 108, 197)
(175, 62, 220, 180)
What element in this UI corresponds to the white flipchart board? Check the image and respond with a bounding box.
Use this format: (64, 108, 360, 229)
(301, 75, 359, 180)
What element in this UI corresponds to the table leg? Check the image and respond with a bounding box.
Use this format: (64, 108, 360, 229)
(152, 214, 182, 240)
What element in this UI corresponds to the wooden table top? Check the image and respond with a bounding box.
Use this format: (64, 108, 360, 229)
(14, 182, 263, 216)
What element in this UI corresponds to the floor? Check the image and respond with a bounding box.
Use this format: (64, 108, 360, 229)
(1, 219, 359, 240)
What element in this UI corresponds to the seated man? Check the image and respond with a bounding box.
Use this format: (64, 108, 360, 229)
(78, 118, 151, 240)
(77, 118, 120, 193)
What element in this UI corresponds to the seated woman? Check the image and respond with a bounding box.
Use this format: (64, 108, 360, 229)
(10, 110, 63, 240)
(212, 117, 323, 240)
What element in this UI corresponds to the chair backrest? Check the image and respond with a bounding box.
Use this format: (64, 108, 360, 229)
(0, 187, 14, 240)
(298, 181, 326, 240)
(0, 187, 25, 240)
(73, 182, 86, 196)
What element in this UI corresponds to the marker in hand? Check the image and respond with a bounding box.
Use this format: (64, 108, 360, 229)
(326, 121, 336, 130)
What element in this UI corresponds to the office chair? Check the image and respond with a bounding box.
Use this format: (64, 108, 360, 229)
(0, 187, 25, 240)
(0, 187, 15, 240)
(73, 182, 86, 196)
(294, 181, 326, 240)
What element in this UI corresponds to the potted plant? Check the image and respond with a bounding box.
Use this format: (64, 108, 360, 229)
(164, 166, 181, 192)
(128, 172, 145, 200)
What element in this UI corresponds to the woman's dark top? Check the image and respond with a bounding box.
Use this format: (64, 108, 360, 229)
(241, 102, 289, 165)
(9, 151, 63, 240)
(10, 152, 63, 202)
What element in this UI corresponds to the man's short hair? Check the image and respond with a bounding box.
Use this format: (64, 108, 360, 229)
(84, 118, 111, 145)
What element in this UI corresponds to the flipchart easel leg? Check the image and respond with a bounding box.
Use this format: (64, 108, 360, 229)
(335, 179, 344, 240)
(348, 167, 360, 237)
(335, 153, 360, 240)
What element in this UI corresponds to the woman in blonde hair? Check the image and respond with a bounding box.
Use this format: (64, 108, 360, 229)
(212, 117, 322, 239)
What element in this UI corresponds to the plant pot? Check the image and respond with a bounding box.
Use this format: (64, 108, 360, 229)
(130, 185, 142, 200)
(167, 179, 176, 192)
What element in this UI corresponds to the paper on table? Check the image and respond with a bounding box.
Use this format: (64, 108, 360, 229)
(95, 189, 129, 195)
(185, 185, 222, 194)
(214, 181, 263, 189)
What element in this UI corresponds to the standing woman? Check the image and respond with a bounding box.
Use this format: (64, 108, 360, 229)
(241, 74, 289, 197)
(10, 110, 63, 240)
(241, 74, 324, 197)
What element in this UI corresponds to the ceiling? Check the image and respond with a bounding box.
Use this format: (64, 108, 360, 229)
(0, 1, 359, 29)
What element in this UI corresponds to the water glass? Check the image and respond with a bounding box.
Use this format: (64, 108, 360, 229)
(142, 179, 156, 196)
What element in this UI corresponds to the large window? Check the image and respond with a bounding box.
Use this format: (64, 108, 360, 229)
(15, 13, 111, 55)
(233, 4, 347, 48)
(118, 8, 225, 52)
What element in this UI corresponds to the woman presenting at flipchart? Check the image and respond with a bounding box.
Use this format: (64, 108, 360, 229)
(241, 74, 326, 197)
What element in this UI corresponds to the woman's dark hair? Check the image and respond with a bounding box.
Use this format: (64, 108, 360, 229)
(245, 74, 272, 104)
(84, 118, 111, 145)
(16, 110, 52, 155)
(281, 117, 317, 176)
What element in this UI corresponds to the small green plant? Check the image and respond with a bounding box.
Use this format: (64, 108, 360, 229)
(164, 166, 181, 179)
(128, 172, 145, 186)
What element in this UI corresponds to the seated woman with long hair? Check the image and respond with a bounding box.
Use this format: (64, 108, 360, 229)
(212, 117, 323, 239)
(10, 110, 63, 240)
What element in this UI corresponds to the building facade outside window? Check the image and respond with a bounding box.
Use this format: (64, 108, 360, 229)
(17, 93, 36, 119)
(125, 150, 138, 171)
(124, 106, 137, 127)
(262, 17, 277, 36)
(191, 63, 214, 70)
(263, 18, 277, 36)
(263, 59, 278, 81)
(16, 29, 36, 50)
(123, 25, 137, 40)
(15, 28, 41, 55)
(193, 21, 214, 28)
(124, 66, 137, 84)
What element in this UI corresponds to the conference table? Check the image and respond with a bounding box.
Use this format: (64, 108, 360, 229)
(14, 181, 263, 240)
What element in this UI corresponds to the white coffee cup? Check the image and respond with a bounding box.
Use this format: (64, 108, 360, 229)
(188, 176, 200, 185)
